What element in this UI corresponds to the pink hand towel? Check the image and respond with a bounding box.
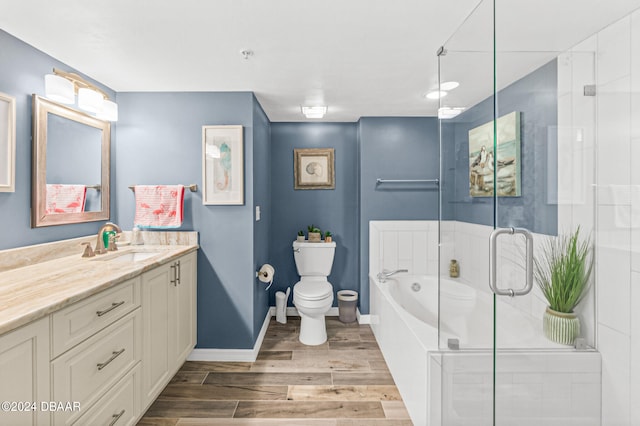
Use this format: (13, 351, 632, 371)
(45, 184, 86, 214)
(134, 185, 185, 229)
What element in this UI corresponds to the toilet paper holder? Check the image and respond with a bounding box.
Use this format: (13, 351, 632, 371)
(256, 264, 275, 291)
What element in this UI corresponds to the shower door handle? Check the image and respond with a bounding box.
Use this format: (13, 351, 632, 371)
(489, 227, 534, 297)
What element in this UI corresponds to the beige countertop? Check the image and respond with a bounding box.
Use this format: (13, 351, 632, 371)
(0, 241, 198, 336)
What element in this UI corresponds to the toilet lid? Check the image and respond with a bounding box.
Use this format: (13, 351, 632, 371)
(295, 281, 333, 301)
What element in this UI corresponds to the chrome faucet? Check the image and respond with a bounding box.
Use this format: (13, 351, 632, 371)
(377, 269, 408, 283)
(95, 222, 122, 255)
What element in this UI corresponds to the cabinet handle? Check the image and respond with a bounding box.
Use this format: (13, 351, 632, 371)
(109, 410, 124, 426)
(96, 301, 125, 317)
(176, 260, 181, 285)
(108, 409, 125, 426)
(170, 264, 177, 286)
(97, 348, 125, 371)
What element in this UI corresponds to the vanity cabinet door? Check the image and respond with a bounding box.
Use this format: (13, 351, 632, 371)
(0, 317, 50, 426)
(141, 252, 198, 410)
(171, 251, 197, 366)
(141, 262, 172, 408)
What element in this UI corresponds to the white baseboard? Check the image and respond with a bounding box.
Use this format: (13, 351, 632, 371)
(187, 307, 272, 362)
(187, 306, 369, 362)
(357, 311, 371, 324)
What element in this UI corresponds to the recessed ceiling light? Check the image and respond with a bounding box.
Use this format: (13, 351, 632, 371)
(425, 91, 447, 100)
(438, 107, 466, 119)
(440, 81, 460, 91)
(301, 106, 327, 118)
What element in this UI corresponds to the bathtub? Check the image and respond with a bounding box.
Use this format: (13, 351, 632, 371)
(369, 273, 600, 425)
(383, 274, 564, 349)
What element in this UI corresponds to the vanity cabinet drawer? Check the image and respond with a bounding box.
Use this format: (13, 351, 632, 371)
(72, 363, 141, 426)
(52, 277, 140, 358)
(52, 309, 141, 425)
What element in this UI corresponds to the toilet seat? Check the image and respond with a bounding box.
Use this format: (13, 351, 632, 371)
(294, 281, 332, 301)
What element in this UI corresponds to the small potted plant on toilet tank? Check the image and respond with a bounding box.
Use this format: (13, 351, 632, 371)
(324, 231, 332, 243)
(308, 225, 321, 242)
(533, 227, 593, 345)
(297, 230, 305, 242)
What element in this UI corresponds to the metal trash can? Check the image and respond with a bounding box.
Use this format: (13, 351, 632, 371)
(337, 290, 358, 323)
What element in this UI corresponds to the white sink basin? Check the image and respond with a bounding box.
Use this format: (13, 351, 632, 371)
(93, 250, 163, 262)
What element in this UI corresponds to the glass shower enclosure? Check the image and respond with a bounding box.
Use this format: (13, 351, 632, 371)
(433, 0, 640, 423)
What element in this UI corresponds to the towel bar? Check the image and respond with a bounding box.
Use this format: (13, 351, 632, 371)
(86, 184, 101, 190)
(128, 184, 198, 192)
(376, 178, 439, 185)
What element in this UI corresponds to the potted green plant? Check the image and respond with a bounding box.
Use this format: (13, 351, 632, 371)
(296, 230, 305, 242)
(533, 227, 593, 345)
(324, 231, 332, 243)
(307, 225, 321, 242)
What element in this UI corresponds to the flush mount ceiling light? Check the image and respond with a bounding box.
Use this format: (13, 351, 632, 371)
(438, 107, 466, 119)
(439, 81, 460, 91)
(44, 68, 118, 121)
(425, 90, 448, 100)
(301, 106, 327, 119)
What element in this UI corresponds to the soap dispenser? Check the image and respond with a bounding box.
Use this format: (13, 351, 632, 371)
(131, 226, 144, 245)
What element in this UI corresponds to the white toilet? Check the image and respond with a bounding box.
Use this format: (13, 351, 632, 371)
(292, 240, 336, 345)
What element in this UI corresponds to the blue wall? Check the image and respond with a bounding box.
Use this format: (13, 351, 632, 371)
(251, 96, 271, 340)
(268, 119, 440, 316)
(0, 30, 116, 250)
(115, 92, 269, 349)
(269, 123, 359, 307)
(1, 26, 557, 349)
(358, 117, 440, 313)
(441, 60, 558, 235)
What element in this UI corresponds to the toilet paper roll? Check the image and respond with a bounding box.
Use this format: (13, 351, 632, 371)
(257, 264, 275, 290)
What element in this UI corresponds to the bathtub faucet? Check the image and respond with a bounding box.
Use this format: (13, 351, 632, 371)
(377, 269, 408, 283)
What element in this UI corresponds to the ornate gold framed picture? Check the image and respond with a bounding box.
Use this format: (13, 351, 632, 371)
(294, 148, 335, 190)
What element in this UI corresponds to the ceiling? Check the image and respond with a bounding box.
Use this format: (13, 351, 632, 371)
(1, 0, 639, 122)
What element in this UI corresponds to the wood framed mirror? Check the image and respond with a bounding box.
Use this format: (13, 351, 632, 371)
(31, 95, 110, 227)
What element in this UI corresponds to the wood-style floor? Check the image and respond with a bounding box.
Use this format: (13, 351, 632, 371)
(138, 316, 413, 425)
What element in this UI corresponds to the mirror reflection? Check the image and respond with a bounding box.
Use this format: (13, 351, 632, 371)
(32, 95, 110, 227)
(46, 114, 102, 212)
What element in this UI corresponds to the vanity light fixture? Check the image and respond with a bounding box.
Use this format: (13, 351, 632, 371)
(44, 74, 75, 104)
(44, 68, 118, 121)
(97, 99, 118, 122)
(77, 87, 104, 113)
(301, 106, 327, 119)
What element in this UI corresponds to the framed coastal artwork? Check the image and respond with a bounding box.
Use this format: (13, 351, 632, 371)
(468, 111, 521, 197)
(0, 92, 16, 192)
(294, 148, 335, 190)
(202, 125, 244, 205)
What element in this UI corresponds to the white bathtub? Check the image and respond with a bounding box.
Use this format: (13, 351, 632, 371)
(384, 274, 563, 349)
(369, 273, 598, 425)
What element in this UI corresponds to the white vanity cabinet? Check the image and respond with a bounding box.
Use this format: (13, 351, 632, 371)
(141, 251, 197, 408)
(50, 277, 142, 425)
(0, 317, 50, 426)
(172, 251, 197, 367)
(0, 244, 197, 426)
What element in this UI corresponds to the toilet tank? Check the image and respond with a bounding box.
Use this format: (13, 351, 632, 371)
(293, 241, 336, 276)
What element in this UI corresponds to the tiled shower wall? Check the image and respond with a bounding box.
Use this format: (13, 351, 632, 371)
(559, 9, 640, 425)
(369, 221, 439, 277)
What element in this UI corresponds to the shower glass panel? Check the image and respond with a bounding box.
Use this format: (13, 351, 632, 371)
(438, 0, 495, 352)
(438, 0, 606, 423)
